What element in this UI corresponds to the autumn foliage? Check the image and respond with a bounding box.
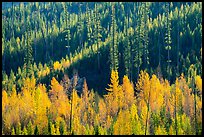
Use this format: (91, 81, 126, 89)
(2, 70, 202, 135)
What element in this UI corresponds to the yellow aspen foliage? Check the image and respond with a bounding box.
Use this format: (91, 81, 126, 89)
(136, 71, 151, 116)
(195, 75, 202, 93)
(98, 125, 108, 135)
(9, 87, 20, 125)
(170, 78, 182, 112)
(82, 79, 89, 110)
(16, 37, 20, 45)
(177, 74, 194, 117)
(149, 74, 163, 113)
(180, 114, 192, 135)
(106, 70, 120, 93)
(53, 61, 62, 71)
(98, 99, 107, 125)
(51, 124, 56, 135)
(113, 109, 132, 135)
(87, 103, 95, 126)
(2, 90, 12, 134)
(72, 89, 80, 116)
(130, 104, 138, 122)
(33, 85, 50, 134)
(50, 77, 64, 95)
(122, 75, 135, 109)
(136, 70, 150, 96)
(55, 121, 61, 135)
(168, 124, 176, 135)
(38, 71, 42, 78)
(19, 88, 35, 125)
(123, 109, 132, 135)
(130, 103, 143, 134)
(155, 125, 168, 135)
(72, 116, 82, 135)
(113, 110, 123, 135)
(49, 77, 69, 120)
(62, 58, 70, 69)
(22, 76, 36, 95)
(2, 90, 8, 113)
(105, 115, 113, 130)
(140, 104, 148, 126)
(105, 70, 124, 116)
(105, 70, 122, 116)
(162, 79, 173, 115)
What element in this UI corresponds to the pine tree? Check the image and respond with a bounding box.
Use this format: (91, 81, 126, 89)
(27, 120, 33, 135)
(77, 3, 84, 50)
(24, 22, 33, 78)
(86, 3, 92, 46)
(94, 3, 102, 72)
(142, 2, 150, 68)
(133, 2, 143, 78)
(165, 2, 172, 81)
(176, 6, 180, 76)
(123, 16, 131, 79)
(63, 2, 71, 55)
(109, 2, 119, 72)
(34, 125, 39, 135)
(22, 126, 28, 135)
(11, 127, 15, 135)
(16, 122, 21, 135)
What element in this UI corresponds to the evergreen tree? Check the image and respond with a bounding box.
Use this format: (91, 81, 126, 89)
(110, 2, 119, 72)
(133, 2, 143, 78)
(23, 22, 33, 78)
(86, 3, 92, 46)
(16, 122, 21, 135)
(22, 126, 28, 135)
(142, 2, 150, 68)
(27, 120, 33, 135)
(63, 2, 71, 55)
(34, 125, 39, 135)
(94, 3, 102, 72)
(165, 2, 172, 81)
(11, 127, 15, 135)
(77, 3, 84, 50)
(123, 16, 131, 79)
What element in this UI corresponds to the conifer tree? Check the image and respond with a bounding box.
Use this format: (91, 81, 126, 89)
(24, 22, 33, 78)
(109, 2, 119, 72)
(165, 2, 172, 81)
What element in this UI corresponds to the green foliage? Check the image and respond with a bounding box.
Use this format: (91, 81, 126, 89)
(34, 125, 39, 135)
(2, 2, 202, 135)
(109, 3, 119, 72)
(27, 120, 33, 135)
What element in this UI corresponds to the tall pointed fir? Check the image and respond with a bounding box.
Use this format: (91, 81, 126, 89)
(24, 22, 33, 78)
(110, 2, 119, 72)
(94, 3, 102, 72)
(165, 2, 172, 81)
(86, 3, 92, 47)
(123, 16, 131, 80)
(63, 2, 71, 56)
(77, 3, 84, 50)
(133, 2, 143, 78)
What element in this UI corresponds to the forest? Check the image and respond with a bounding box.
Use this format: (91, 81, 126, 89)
(2, 2, 202, 135)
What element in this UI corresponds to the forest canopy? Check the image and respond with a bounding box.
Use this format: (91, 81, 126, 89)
(2, 2, 202, 135)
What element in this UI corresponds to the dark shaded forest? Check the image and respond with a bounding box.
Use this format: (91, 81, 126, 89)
(2, 2, 202, 135)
